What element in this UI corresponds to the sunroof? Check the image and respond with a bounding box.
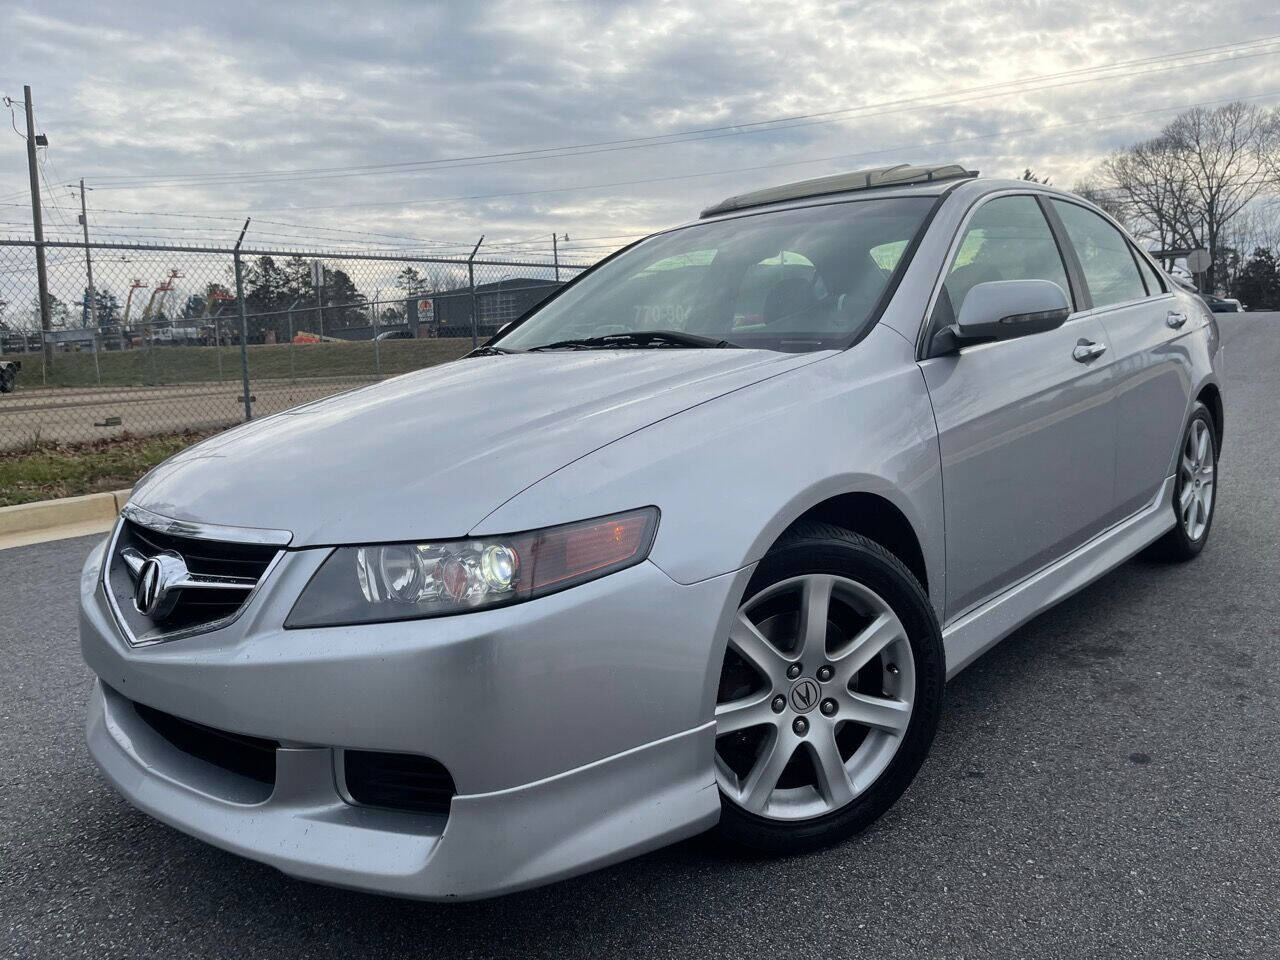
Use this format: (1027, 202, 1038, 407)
(700, 163, 978, 218)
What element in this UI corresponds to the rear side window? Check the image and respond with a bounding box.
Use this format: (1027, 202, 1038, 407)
(1051, 201, 1147, 308)
(1133, 250, 1165, 296)
(942, 196, 1072, 319)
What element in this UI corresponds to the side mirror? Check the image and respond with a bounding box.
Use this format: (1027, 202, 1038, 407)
(932, 280, 1070, 355)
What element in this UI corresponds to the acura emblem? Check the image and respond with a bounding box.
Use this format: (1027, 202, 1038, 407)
(131, 551, 189, 620)
(789, 677, 820, 713)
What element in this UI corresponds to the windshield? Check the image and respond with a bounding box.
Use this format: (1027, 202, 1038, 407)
(494, 197, 936, 353)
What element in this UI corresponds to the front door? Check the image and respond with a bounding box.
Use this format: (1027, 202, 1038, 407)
(918, 194, 1118, 621)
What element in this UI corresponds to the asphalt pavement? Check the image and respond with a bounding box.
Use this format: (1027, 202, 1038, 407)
(2, 313, 1278, 959)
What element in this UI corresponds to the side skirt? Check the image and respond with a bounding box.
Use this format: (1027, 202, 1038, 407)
(942, 475, 1176, 679)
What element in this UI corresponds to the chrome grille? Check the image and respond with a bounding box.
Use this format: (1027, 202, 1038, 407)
(104, 505, 289, 646)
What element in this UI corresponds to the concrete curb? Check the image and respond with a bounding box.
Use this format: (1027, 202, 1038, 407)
(0, 489, 131, 551)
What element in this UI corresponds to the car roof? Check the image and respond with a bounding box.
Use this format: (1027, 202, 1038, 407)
(678, 169, 1111, 231)
(698, 163, 978, 218)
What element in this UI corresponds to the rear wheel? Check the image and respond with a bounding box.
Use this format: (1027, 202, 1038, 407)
(0, 368, 14, 393)
(714, 523, 944, 854)
(1148, 403, 1217, 561)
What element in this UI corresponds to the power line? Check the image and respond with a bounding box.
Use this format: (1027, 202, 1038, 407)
(80, 36, 1280, 191)
(240, 88, 1280, 213)
(6, 89, 1276, 235)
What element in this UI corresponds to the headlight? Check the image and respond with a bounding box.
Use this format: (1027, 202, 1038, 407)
(285, 507, 659, 627)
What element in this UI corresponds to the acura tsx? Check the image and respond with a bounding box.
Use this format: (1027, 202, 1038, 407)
(80, 163, 1224, 899)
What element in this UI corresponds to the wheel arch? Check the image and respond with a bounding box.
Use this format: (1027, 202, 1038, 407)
(780, 492, 930, 595)
(745, 478, 942, 619)
(1196, 381, 1224, 451)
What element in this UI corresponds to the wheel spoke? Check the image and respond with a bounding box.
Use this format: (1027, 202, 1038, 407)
(809, 734, 855, 808)
(1179, 483, 1196, 519)
(1196, 423, 1210, 463)
(841, 691, 912, 735)
(832, 612, 904, 683)
(1182, 454, 1197, 479)
(739, 730, 796, 814)
(728, 612, 788, 678)
(715, 691, 777, 735)
(796, 575, 834, 663)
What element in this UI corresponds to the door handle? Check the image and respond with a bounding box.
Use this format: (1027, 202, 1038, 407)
(1073, 339, 1107, 363)
(1166, 311, 1188, 329)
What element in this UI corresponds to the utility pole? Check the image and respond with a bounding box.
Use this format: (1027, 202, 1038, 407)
(552, 233, 560, 282)
(233, 218, 254, 421)
(21, 85, 54, 370)
(310, 260, 326, 338)
(77, 179, 97, 332)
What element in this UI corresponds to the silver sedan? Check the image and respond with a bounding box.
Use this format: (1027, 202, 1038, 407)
(80, 163, 1223, 899)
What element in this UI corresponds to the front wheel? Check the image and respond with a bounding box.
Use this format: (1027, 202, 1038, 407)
(713, 523, 944, 854)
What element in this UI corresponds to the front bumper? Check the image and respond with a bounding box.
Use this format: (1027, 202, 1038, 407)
(79, 538, 749, 899)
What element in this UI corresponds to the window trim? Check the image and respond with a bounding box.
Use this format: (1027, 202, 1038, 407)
(1045, 197, 1171, 314)
(915, 189, 1081, 360)
(1129, 239, 1167, 296)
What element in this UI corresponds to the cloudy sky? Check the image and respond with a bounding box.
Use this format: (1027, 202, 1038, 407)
(1, 0, 1277, 262)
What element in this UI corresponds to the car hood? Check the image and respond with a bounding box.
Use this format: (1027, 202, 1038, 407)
(130, 348, 820, 545)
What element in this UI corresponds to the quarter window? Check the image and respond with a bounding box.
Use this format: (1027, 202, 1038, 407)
(941, 196, 1072, 320)
(1051, 200, 1147, 308)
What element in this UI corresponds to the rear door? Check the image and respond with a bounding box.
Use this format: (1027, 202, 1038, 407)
(919, 193, 1118, 621)
(1047, 199, 1192, 517)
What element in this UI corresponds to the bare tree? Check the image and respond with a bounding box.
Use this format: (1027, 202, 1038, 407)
(1261, 104, 1280, 190)
(423, 264, 469, 292)
(1090, 103, 1277, 290)
(1099, 136, 1198, 268)
(1164, 102, 1273, 290)
(1071, 177, 1139, 234)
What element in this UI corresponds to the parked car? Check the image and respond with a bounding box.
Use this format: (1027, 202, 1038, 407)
(0, 358, 19, 393)
(1202, 294, 1243, 313)
(373, 329, 415, 341)
(80, 163, 1224, 901)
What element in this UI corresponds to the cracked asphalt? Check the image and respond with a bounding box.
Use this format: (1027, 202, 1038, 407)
(2, 313, 1277, 959)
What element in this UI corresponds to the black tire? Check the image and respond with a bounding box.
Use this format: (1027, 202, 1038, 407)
(1146, 402, 1218, 562)
(714, 522, 944, 855)
(0, 369, 13, 394)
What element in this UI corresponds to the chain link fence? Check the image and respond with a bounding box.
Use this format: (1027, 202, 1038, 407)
(0, 238, 589, 451)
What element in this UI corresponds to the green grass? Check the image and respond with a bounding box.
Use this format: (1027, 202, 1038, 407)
(0, 431, 220, 507)
(1, 337, 475, 390)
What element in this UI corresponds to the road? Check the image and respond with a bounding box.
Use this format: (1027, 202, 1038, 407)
(2, 313, 1277, 959)
(0, 377, 376, 450)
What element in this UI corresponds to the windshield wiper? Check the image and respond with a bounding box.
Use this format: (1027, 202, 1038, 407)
(468, 344, 519, 356)
(526, 330, 735, 351)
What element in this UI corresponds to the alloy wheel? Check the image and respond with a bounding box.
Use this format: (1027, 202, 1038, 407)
(714, 573, 915, 821)
(1179, 418, 1215, 541)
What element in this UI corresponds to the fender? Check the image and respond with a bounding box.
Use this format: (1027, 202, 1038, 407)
(471, 325, 945, 608)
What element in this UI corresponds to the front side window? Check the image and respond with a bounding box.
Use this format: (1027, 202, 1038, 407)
(940, 195, 1072, 322)
(1051, 200, 1147, 308)
(495, 198, 936, 353)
